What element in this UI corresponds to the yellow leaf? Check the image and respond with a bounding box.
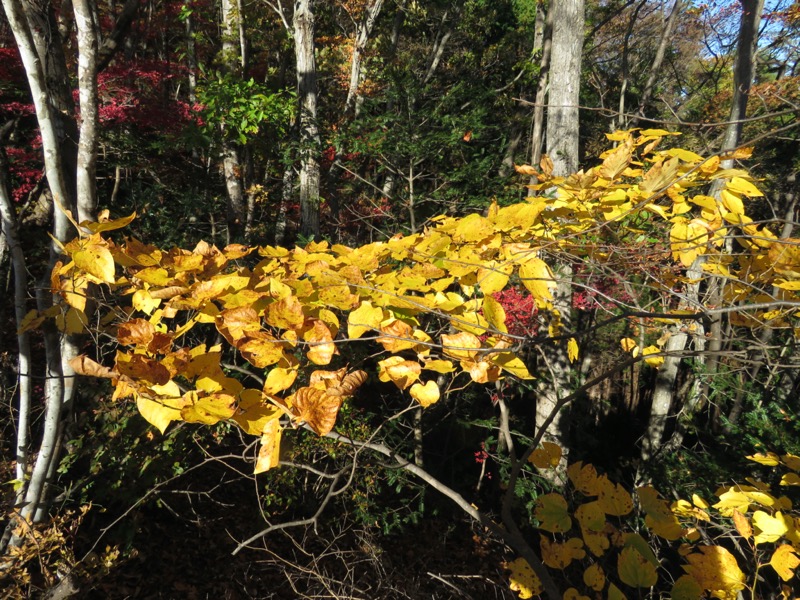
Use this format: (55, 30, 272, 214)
(377, 357, 421, 390)
(410, 380, 440, 408)
(234, 389, 282, 435)
(713, 489, 751, 516)
(746, 451, 781, 466)
(82, 211, 136, 233)
(263, 367, 298, 395)
(618, 546, 658, 588)
(720, 189, 745, 216)
(598, 140, 632, 179)
(180, 391, 237, 424)
(597, 476, 633, 516)
(519, 257, 554, 302)
(326, 370, 368, 397)
(529, 442, 563, 470)
(482, 295, 508, 334)
(507, 557, 542, 599)
(136, 393, 185, 434)
(422, 359, 455, 373)
(266, 294, 306, 330)
(782, 453, 800, 472)
(620, 338, 638, 353)
(304, 320, 336, 365)
(682, 546, 746, 600)
(490, 352, 534, 379)
(732, 510, 752, 540)
(780, 473, 800, 486)
(671, 574, 703, 600)
(132, 288, 161, 314)
(541, 537, 585, 570)
(377, 318, 416, 352)
(74, 243, 116, 283)
(770, 544, 800, 582)
(290, 387, 342, 436)
(568, 461, 601, 496)
(455, 213, 494, 242)
(752, 510, 790, 544)
(575, 501, 605, 532)
(254, 418, 282, 474)
(607, 582, 627, 600)
(477, 261, 513, 295)
(623, 533, 659, 567)
(347, 301, 383, 339)
(727, 176, 763, 197)
(583, 563, 605, 592)
(535, 493, 572, 533)
(568, 338, 579, 363)
(642, 345, 663, 368)
(441, 331, 482, 361)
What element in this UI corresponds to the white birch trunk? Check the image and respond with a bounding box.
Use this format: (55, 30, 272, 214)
(294, 0, 320, 238)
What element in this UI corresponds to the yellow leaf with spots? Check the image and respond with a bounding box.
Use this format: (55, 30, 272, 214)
(671, 575, 703, 600)
(254, 418, 282, 474)
(289, 387, 342, 436)
(597, 476, 633, 516)
(568, 461, 601, 496)
(563, 589, 590, 600)
(455, 213, 494, 242)
(422, 359, 455, 373)
(583, 563, 605, 592)
(266, 294, 306, 330)
(535, 493, 572, 533)
(541, 537, 585, 569)
(529, 442, 562, 469)
(770, 545, 800, 581)
(575, 501, 605, 532)
(506, 558, 542, 599)
(682, 546, 745, 600)
(410, 380, 440, 408)
(618, 546, 658, 588)
(727, 176, 763, 197)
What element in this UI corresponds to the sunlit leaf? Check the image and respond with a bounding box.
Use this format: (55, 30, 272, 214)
(409, 380, 440, 408)
(752, 510, 790, 544)
(769, 544, 800, 581)
(682, 546, 746, 600)
(290, 387, 342, 436)
(506, 557, 542, 599)
(254, 418, 282, 474)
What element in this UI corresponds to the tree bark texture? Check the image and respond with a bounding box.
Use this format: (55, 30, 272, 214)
(294, 0, 321, 239)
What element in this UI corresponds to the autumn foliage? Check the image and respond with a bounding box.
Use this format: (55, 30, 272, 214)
(40, 130, 800, 597)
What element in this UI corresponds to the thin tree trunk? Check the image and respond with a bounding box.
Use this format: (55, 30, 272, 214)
(0, 144, 32, 519)
(526, 1, 553, 194)
(344, 0, 384, 117)
(535, 0, 584, 476)
(632, 0, 684, 125)
(74, 0, 99, 223)
(294, 0, 320, 239)
(221, 0, 246, 241)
